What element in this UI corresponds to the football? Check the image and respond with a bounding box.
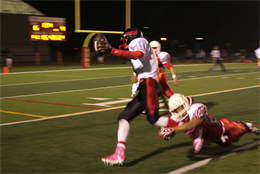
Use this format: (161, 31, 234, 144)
(93, 33, 108, 56)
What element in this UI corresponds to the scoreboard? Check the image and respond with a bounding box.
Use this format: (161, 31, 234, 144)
(29, 16, 66, 41)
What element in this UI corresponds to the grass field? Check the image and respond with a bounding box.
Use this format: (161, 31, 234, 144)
(1, 63, 259, 173)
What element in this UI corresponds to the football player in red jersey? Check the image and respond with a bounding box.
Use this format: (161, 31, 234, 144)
(131, 41, 179, 98)
(150, 40, 179, 97)
(158, 93, 259, 153)
(98, 28, 182, 166)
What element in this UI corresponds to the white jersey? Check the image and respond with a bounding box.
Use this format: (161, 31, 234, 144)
(128, 38, 159, 82)
(254, 47, 260, 59)
(157, 51, 171, 64)
(170, 103, 207, 126)
(157, 51, 171, 72)
(210, 50, 221, 58)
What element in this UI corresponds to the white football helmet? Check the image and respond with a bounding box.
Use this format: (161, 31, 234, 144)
(150, 41, 161, 54)
(168, 93, 191, 121)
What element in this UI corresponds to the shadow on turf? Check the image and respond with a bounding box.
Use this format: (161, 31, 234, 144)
(203, 102, 218, 109)
(123, 141, 191, 167)
(124, 138, 259, 167)
(187, 138, 260, 160)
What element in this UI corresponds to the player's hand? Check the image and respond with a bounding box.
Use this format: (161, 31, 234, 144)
(98, 39, 112, 53)
(131, 75, 137, 83)
(173, 78, 179, 86)
(158, 127, 175, 140)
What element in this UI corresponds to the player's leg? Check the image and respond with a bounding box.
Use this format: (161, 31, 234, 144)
(209, 60, 217, 71)
(159, 73, 174, 98)
(218, 59, 226, 71)
(141, 78, 178, 127)
(101, 94, 144, 166)
(216, 118, 259, 147)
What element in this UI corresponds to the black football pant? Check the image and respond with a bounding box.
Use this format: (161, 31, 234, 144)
(118, 77, 161, 125)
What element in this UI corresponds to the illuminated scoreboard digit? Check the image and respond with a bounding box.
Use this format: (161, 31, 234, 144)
(29, 16, 66, 41)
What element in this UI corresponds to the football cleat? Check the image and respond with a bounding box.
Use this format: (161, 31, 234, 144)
(193, 137, 203, 153)
(101, 146, 125, 166)
(237, 121, 259, 135)
(245, 122, 259, 135)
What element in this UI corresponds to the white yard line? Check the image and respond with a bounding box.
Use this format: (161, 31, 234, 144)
(168, 140, 260, 174)
(0, 84, 131, 99)
(0, 75, 131, 87)
(1, 85, 259, 126)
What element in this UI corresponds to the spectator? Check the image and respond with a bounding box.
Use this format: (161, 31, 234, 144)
(221, 49, 228, 58)
(254, 42, 260, 69)
(185, 49, 193, 60)
(2, 48, 13, 68)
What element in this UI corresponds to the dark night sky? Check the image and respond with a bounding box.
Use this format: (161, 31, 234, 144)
(23, 0, 259, 53)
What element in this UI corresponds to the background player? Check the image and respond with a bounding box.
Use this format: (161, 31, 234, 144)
(254, 41, 260, 69)
(131, 40, 179, 98)
(209, 45, 226, 72)
(150, 40, 179, 97)
(158, 93, 259, 153)
(98, 27, 181, 166)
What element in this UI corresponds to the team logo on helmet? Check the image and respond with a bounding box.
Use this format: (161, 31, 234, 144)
(119, 27, 143, 50)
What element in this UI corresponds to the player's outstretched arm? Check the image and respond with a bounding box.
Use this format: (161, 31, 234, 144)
(169, 67, 179, 86)
(173, 118, 203, 133)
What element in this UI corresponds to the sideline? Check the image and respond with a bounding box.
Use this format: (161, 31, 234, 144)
(0, 66, 256, 87)
(1, 84, 259, 126)
(0, 63, 253, 76)
(1, 71, 258, 99)
(168, 140, 260, 174)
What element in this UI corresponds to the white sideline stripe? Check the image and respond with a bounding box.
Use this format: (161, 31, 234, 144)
(1, 72, 258, 99)
(1, 85, 259, 126)
(0, 66, 132, 75)
(1, 68, 257, 87)
(191, 85, 260, 97)
(176, 72, 258, 82)
(0, 63, 220, 76)
(0, 63, 253, 75)
(168, 140, 260, 174)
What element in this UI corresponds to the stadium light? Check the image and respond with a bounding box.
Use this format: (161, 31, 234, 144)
(195, 38, 204, 40)
(160, 37, 167, 41)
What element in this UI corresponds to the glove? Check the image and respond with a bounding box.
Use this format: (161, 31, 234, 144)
(158, 127, 175, 140)
(131, 83, 139, 97)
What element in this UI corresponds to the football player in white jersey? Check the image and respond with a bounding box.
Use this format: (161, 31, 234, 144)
(158, 93, 259, 153)
(254, 42, 260, 68)
(98, 27, 182, 166)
